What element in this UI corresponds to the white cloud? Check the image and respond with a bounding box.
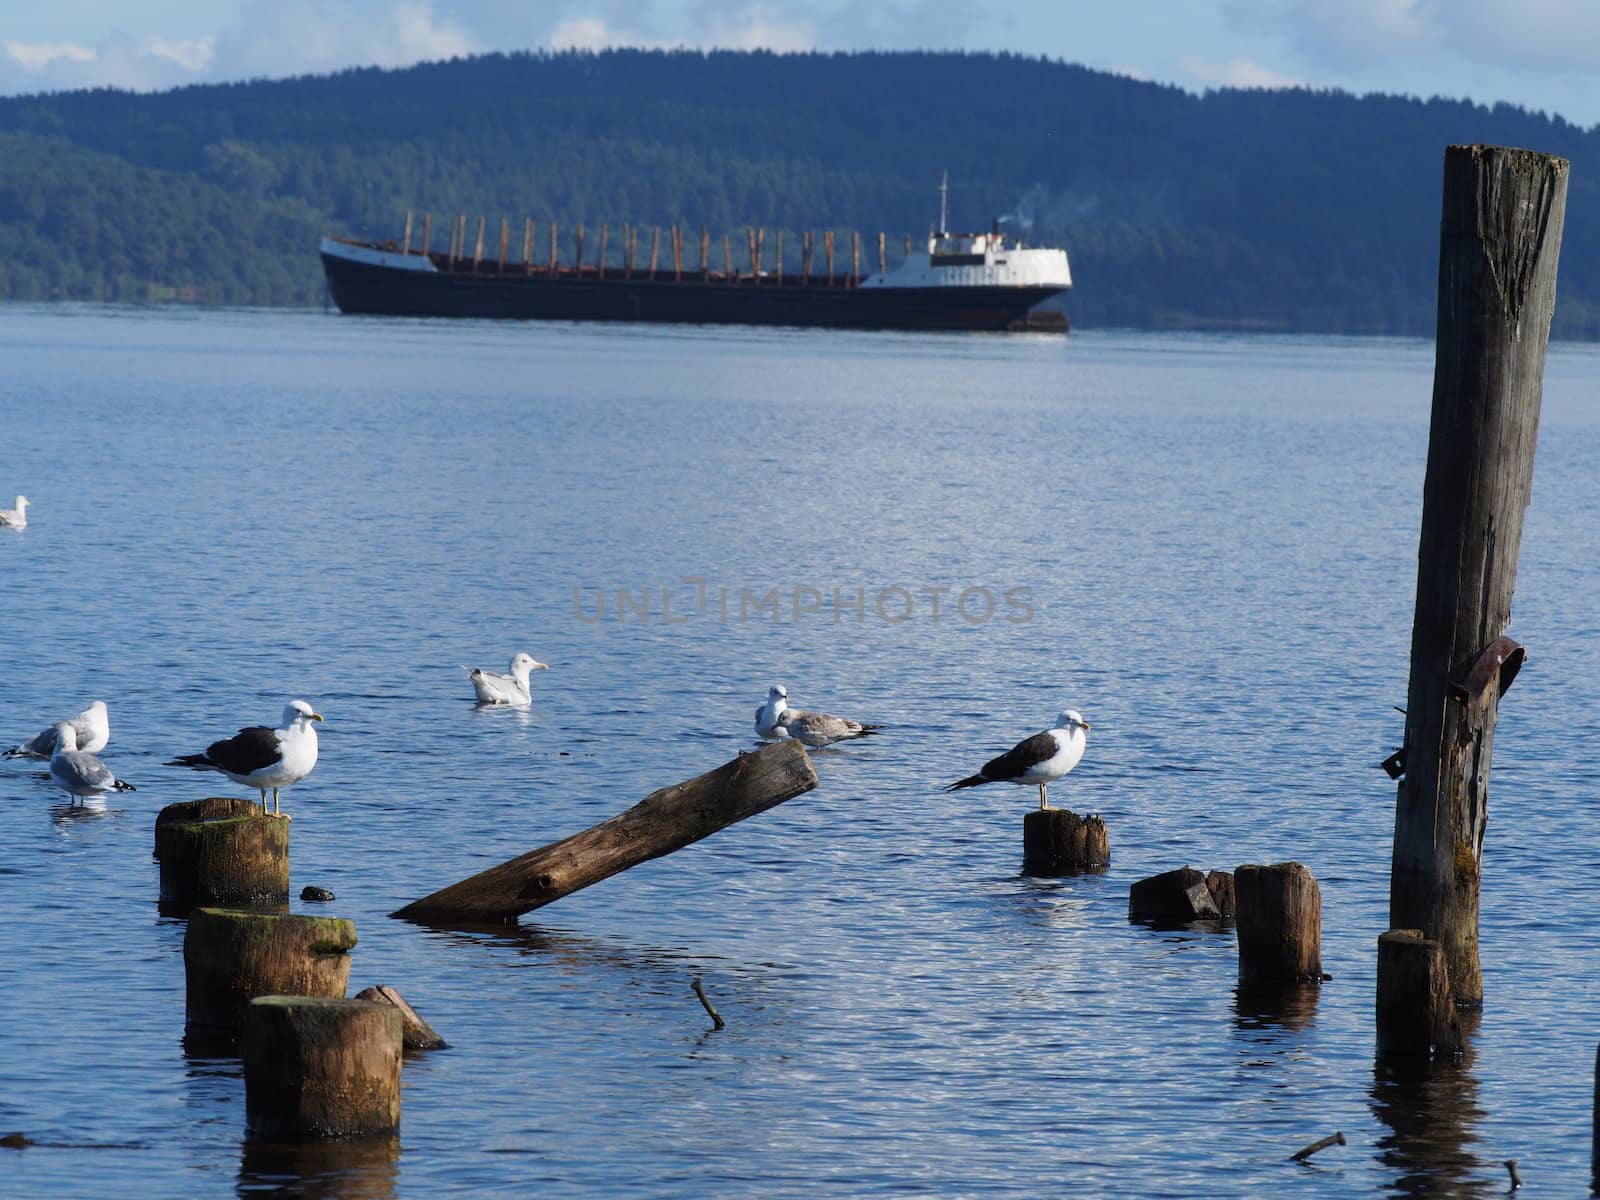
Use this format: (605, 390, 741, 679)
(548, 5, 815, 53)
(210, 0, 476, 79)
(1181, 55, 1303, 90)
(144, 36, 217, 73)
(3, 40, 97, 71)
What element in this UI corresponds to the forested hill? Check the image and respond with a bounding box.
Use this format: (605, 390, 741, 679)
(1, 48, 1596, 336)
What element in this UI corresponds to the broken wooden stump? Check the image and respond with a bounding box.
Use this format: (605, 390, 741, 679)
(156, 799, 289, 912)
(354, 986, 447, 1051)
(1206, 870, 1235, 918)
(244, 996, 401, 1139)
(1128, 866, 1221, 923)
(1390, 145, 1566, 1007)
(1376, 929, 1462, 1056)
(184, 908, 355, 1040)
(1021, 808, 1108, 875)
(1235, 862, 1322, 983)
(392, 740, 817, 924)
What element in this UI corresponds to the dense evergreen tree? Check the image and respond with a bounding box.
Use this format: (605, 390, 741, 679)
(0, 49, 1595, 336)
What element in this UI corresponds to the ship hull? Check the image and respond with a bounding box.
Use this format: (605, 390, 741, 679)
(320, 250, 1066, 332)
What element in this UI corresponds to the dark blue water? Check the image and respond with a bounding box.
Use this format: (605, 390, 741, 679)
(1, 306, 1597, 1198)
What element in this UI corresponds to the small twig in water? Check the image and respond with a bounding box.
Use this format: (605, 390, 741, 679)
(1504, 1159, 1522, 1190)
(691, 977, 725, 1030)
(1290, 1131, 1346, 1162)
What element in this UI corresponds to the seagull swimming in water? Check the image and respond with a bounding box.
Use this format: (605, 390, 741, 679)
(465, 652, 549, 706)
(165, 699, 323, 814)
(947, 710, 1091, 810)
(757, 684, 883, 748)
(0, 496, 29, 529)
(5, 699, 110, 759)
(49, 722, 136, 805)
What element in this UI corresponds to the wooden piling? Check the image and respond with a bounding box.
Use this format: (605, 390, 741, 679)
(700, 225, 709, 275)
(522, 217, 533, 274)
(471, 216, 484, 273)
(574, 224, 585, 274)
(852, 230, 861, 280)
(1128, 866, 1217, 922)
(1235, 862, 1322, 983)
(825, 230, 835, 284)
(802, 231, 812, 284)
(598, 223, 608, 279)
(496, 219, 509, 273)
(401, 211, 412, 255)
(393, 741, 817, 924)
(421, 212, 430, 261)
(775, 229, 783, 284)
(244, 996, 400, 1139)
(1376, 929, 1462, 1055)
(184, 908, 355, 1038)
(1390, 145, 1568, 1006)
(723, 233, 733, 278)
(549, 219, 558, 276)
(649, 226, 660, 277)
(672, 225, 682, 280)
(155, 798, 289, 911)
(1022, 808, 1108, 876)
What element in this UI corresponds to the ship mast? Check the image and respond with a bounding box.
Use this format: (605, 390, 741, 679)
(938, 170, 949, 236)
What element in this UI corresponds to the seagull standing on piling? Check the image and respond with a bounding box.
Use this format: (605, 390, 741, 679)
(165, 700, 323, 814)
(947, 710, 1091, 809)
(0, 496, 29, 528)
(49, 722, 136, 805)
(465, 652, 549, 706)
(5, 700, 110, 759)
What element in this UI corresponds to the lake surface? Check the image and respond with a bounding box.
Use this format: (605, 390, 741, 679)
(1, 306, 1597, 1198)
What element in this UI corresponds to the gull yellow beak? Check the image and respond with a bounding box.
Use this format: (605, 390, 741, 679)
(310, 712, 325, 723)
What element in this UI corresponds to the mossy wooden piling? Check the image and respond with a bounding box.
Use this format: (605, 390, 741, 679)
(244, 996, 401, 1139)
(155, 799, 289, 911)
(392, 740, 817, 924)
(184, 908, 355, 1038)
(1390, 145, 1567, 1007)
(1021, 808, 1108, 876)
(1376, 929, 1461, 1056)
(1235, 862, 1322, 983)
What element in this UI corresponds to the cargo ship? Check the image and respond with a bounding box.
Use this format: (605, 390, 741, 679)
(320, 187, 1071, 333)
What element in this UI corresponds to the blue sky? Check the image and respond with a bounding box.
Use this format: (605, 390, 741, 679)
(5, 1, 1600, 128)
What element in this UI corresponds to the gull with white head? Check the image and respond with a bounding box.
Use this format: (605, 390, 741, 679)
(947, 710, 1091, 809)
(5, 700, 110, 759)
(465, 652, 549, 706)
(0, 496, 29, 528)
(165, 699, 323, 814)
(756, 684, 883, 748)
(50, 722, 136, 805)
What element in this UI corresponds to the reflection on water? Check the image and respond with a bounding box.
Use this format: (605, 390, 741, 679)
(238, 1136, 400, 1200)
(1234, 979, 1322, 1034)
(1371, 1018, 1485, 1199)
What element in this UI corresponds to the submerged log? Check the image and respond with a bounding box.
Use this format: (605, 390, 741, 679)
(184, 908, 355, 1037)
(155, 799, 289, 911)
(354, 985, 447, 1051)
(1021, 808, 1108, 875)
(244, 996, 401, 1139)
(1376, 929, 1462, 1056)
(1235, 862, 1323, 983)
(1128, 866, 1218, 922)
(392, 741, 817, 923)
(1390, 145, 1567, 1006)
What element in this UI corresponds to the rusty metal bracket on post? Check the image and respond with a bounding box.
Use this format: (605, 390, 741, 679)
(1448, 634, 1525, 706)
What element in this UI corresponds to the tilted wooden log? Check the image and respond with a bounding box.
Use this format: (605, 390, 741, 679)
(244, 996, 401, 1139)
(155, 798, 289, 911)
(1390, 145, 1566, 1006)
(1021, 808, 1108, 876)
(184, 908, 355, 1037)
(392, 740, 818, 924)
(354, 985, 447, 1051)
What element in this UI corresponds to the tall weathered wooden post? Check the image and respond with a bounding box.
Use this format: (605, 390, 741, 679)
(1389, 144, 1567, 1006)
